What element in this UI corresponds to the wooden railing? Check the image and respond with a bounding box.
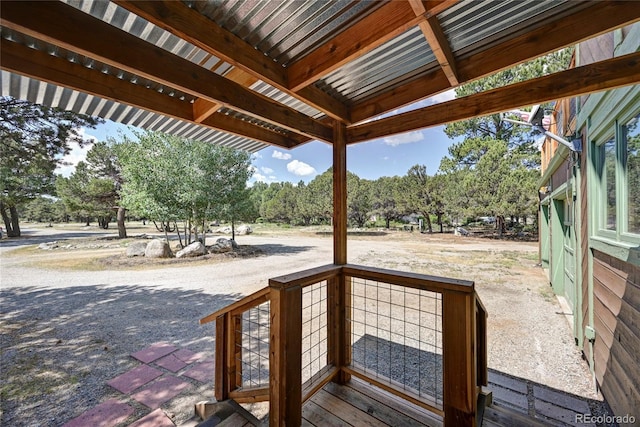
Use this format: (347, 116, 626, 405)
(200, 263, 488, 427)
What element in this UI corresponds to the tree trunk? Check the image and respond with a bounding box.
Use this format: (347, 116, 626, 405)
(0, 201, 21, 237)
(385, 217, 390, 229)
(231, 218, 236, 241)
(424, 215, 433, 233)
(117, 207, 127, 238)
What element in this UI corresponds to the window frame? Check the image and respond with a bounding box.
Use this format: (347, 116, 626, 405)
(591, 108, 640, 246)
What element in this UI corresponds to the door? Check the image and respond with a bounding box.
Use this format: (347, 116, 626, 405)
(562, 201, 576, 312)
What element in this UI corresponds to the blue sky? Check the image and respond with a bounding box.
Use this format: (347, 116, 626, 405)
(60, 91, 459, 182)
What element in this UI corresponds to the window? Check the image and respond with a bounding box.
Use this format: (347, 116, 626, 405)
(594, 112, 640, 242)
(603, 138, 616, 230)
(624, 115, 640, 234)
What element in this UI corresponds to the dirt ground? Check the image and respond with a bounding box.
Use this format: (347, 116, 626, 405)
(0, 223, 600, 425)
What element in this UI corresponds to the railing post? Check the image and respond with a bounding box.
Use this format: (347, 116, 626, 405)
(215, 314, 228, 401)
(269, 284, 302, 426)
(442, 291, 477, 427)
(328, 271, 351, 384)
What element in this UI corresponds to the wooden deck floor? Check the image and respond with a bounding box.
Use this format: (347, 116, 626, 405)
(211, 371, 608, 426)
(302, 378, 443, 427)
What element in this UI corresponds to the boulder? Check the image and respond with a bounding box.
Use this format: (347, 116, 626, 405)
(216, 226, 232, 234)
(236, 225, 252, 235)
(209, 238, 237, 254)
(176, 241, 206, 258)
(126, 241, 148, 257)
(38, 241, 58, 250)
(144, 239, 173, 258)
(454, 226, 469, 236)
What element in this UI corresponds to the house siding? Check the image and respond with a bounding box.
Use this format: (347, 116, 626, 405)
(592, 250, 640, 421)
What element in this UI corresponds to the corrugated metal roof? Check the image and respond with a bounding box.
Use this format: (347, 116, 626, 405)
(0, 70, 268, 153)
(438, 0, 590, 58)
(316, 26, 438, 105)
(186, 0, 384, 66)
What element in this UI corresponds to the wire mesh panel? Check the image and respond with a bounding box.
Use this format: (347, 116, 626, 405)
(237, 300, 271, 389)
(301, 281, 330, 388)
(348, 277, 443, 408)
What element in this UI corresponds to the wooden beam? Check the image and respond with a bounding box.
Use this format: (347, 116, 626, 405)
(286, 1, 421, 92)
(0, 39, 295, 149)
(350, 0, 640, 124)
(333, 121, 347, 265)
(193, 68, 259, 123)
(1, 1, 333, 143)
(409, 0, 459, 86)
(347, 51, 640, 143)
(114, 0, 350, 123)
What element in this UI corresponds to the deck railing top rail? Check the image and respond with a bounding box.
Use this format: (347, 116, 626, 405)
(342, 264, 475, 294)
(199, 286, 270, 325)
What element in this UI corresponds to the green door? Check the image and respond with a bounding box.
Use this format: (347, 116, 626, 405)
(562, 214, 576, 312)
(540, 204, 550, 269)
(551, 199, 565, 295)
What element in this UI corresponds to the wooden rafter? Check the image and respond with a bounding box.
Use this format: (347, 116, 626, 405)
(0, 38, 296, 148)
(347, 51, 640, 144)
(0, 0, 333, 143)
(350, 0, 640, 124)
(286, 1, 453, 93)
(409, 0, 459, 86)
(113, 0, 350, 124)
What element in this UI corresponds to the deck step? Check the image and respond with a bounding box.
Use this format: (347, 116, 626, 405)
(191, 400, 262, 427)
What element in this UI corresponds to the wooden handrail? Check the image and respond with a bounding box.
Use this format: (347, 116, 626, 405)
(199, 286, 270, 325)
(268, 264, 342, 289)
(343, 264, 475, 294)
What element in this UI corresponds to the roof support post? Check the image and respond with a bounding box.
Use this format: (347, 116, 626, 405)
(333, 121, 347, 265)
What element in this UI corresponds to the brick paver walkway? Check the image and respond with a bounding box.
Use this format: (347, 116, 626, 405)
(62, 342, 213, 427)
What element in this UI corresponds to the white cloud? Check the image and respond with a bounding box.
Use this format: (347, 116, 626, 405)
(55, 127, 98, 177)
(261, 166, 274, 174)
(383, 130, 424, 147)
(287, 160, 317, 177)
(252, 172, 278, 184)
(272, 150, 292, 160)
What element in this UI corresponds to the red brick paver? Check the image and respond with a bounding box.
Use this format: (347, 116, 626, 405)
(128, 408, 175, 427)
(131, 342, 178, 363)
(155, 353, 188, 372)
(131, 375, 191, 409)
(107, 364, 163, 394)
(62, 399, 134, 427)
(182, 359, 214, 383)
(173, 348, 201, 364)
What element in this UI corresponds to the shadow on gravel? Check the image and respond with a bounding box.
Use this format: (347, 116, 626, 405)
(0, 285, 240, 427)
(0, 231, 114, 248)
(252, 243, 315, 255)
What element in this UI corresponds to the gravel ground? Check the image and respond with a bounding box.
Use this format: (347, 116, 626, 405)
(0, 225, 602, 426)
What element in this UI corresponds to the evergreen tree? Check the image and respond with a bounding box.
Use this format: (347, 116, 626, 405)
(0, 97, 102, 236)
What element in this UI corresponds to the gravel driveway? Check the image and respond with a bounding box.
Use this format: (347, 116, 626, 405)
(1, 226, 600, 426)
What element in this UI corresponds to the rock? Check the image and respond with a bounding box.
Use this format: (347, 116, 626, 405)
(216, 226, 232, 234)
(144, 239, 173, 258)
(208, 238, 237, 254)
(38, 241, 58, 250)
(455, 226, 469, 236)
(236, 225, 252, 235)
(125, 241, 148, 257)
(176, 241, 206, 258)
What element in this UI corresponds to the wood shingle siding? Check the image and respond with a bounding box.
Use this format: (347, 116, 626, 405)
(592, 250, 640, 420)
